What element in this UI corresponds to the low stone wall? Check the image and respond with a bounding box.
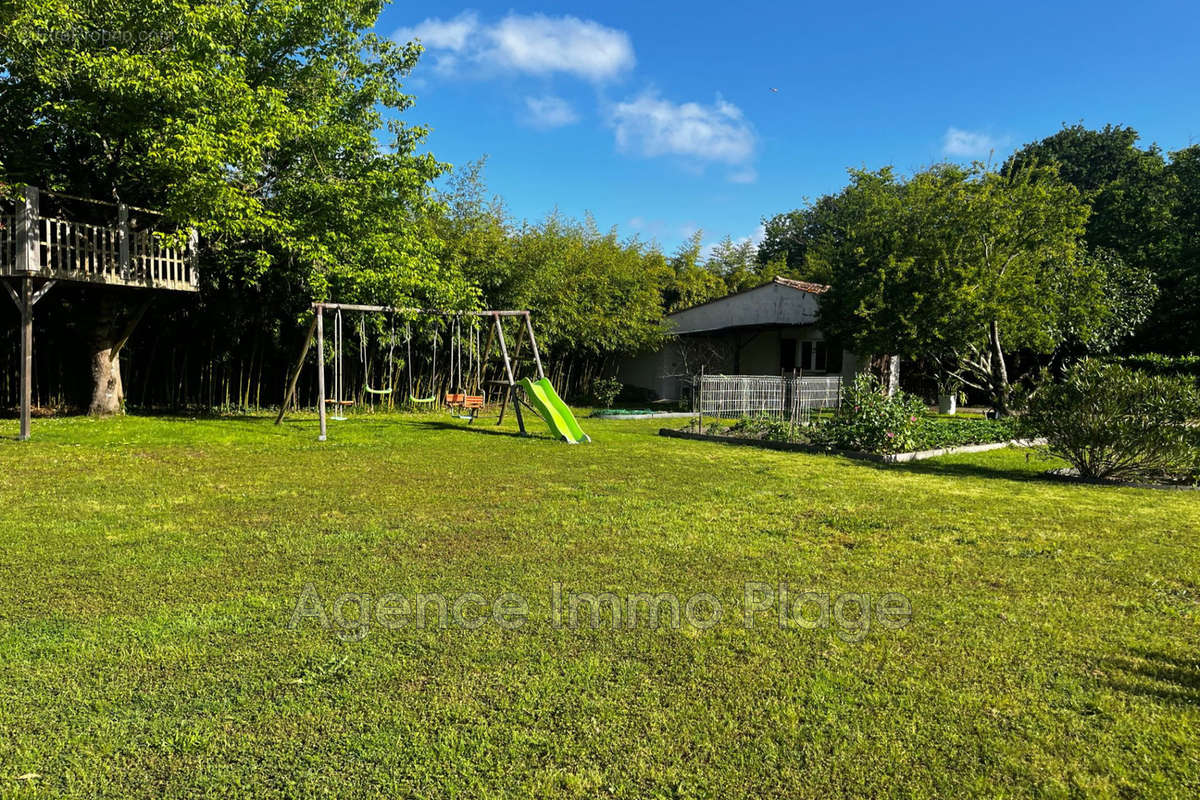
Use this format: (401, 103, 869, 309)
(658, 427, 1044, 464)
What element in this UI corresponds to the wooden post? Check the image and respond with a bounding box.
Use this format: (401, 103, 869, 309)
(494, 313, 524, 435)
(118, 203, 130, 279)
(187, 229, 199, 288)
(316, 305, 327, 441)
(3, 276, 53, 441)
(18, 278, 33, 441)
(495, 314, 526, 427)
(16, 186, 39, 275)
(275, 314, 318, 424)
(523, 312, 545, 381)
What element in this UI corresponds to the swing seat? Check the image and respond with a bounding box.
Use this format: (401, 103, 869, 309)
(445, 393, 485, 409)
(325, 399, 354, 405)
(364, 387, 392, 395)
(409, 395, 438, 404)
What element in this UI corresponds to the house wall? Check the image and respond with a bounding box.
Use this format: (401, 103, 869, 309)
(669, 282, 820, 334)
(616, 281, 868, 403)
(618, 325, 860, 403)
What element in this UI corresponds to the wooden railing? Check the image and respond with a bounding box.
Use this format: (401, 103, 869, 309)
(0, 188, 198, 292)
(0, 214, 16, 270)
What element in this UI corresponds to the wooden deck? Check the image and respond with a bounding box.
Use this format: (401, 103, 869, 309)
(1, 187, 200, 440)
(0, 187, 198, 293)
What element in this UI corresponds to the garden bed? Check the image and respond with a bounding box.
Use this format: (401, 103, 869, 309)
(659, 427, 1043, 463)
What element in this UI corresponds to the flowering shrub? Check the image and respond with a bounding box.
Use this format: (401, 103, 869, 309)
(813, 374, 927, 454)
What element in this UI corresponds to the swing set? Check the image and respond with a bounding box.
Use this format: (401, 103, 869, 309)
(276, 303, 589, 444)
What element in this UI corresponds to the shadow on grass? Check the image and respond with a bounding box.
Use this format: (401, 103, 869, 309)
(880, 453, 1055, 484)
(1103, 649, 1200, 708)
(411, 418, 545, 441)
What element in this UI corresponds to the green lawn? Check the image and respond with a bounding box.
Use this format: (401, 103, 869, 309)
(0, 412, 1197, 798)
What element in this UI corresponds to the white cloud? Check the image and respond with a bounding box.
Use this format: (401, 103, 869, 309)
(942, 127, 1004, 158)
(395, 12, 634, 82)
(397, 11, 479, 51)
(490, 15, 634, 81)
(523, 95, 580, 129)
(610, 90, 757, 167)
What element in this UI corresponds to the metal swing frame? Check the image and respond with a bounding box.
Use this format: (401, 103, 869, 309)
(275, 303, 546, 441)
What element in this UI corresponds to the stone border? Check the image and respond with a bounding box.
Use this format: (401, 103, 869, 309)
(592, 411, 695, 420)
(658, 427, 1044, 464)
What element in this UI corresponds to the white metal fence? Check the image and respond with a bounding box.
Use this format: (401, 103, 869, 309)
(697, 374, 841, 425)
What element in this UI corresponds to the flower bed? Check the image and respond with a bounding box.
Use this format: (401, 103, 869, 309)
(686, 375, 1019, 455)
(660, 427, 1038, 463)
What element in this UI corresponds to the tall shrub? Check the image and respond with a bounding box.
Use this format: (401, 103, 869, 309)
(1023, 360, 1200, 481)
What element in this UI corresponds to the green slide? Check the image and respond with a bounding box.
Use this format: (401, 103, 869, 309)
(519, 377, 591, 444)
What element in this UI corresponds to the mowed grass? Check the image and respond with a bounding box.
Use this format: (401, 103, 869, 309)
(0, 411, 1197, 798)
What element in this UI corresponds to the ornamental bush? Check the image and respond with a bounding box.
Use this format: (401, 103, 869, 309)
(814, 374, 927, 454)
(590, 377, 624, 409)
(1023, 359, 1200, 481)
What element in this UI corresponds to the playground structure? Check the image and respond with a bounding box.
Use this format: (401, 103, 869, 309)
(277, 302, 589, 444)
(0, 186, 199, 439)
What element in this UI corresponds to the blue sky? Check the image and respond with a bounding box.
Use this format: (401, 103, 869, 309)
(383, 1, 1200, 254)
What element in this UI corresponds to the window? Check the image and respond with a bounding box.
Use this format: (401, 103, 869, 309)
(800, 340, 828, 373)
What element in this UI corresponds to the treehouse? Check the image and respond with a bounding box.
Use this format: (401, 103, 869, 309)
(0, 186, 199, 439)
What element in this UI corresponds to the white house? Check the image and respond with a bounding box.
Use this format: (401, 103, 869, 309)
(619, 276, 864, 402)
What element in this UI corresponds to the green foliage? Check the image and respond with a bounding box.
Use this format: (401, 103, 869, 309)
(662, 232, 726, 312)
(703, 234, 763, 293)
(726, 416, 797, 443)
(0, 0, 464, 308)
(756, 194, 842, 284)
(1104, 353, 1200, 380)
(1160, 144, 1200, 353)
(659, 230, 780, 313)
(790, 161, 1103, 415)
(432, 163, 670, 392)
(1023, 360, 1200, 481)
(1008, 125, 1197, 354)
(590, 377, 623, 409)
(813, 374, 927, 454)
(1047, 247, 1158, 354)
(911, 417, 1018, 450)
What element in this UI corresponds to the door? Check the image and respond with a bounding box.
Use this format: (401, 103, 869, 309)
(779, 338, 797, 374)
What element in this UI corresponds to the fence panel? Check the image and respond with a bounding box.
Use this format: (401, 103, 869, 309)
(698, 374, 841, 425)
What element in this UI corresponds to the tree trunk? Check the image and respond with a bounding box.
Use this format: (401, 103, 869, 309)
(869, 354, 900, 396)
(988, 319, 1010, 417)
(87, 294, 151, 417)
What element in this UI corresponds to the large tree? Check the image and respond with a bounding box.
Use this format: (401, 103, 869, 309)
(1162, 145, 1200, 353)
(0, 0, 461, 414)
(1006, 125, 1192, 353)
(813, 163, 1111, 415)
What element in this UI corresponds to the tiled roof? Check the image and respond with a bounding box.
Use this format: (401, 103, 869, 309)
(772, 276, 831, 294)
